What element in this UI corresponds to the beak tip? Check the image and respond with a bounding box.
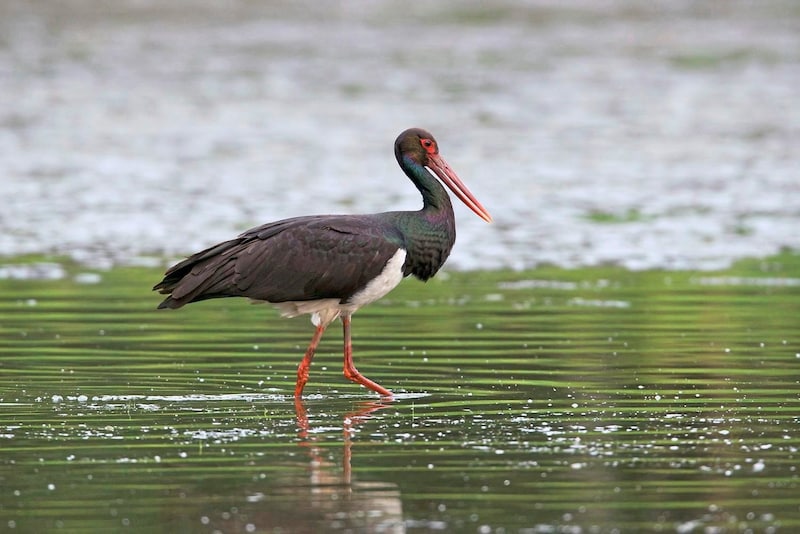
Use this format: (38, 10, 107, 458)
(475, 210, 493, 223)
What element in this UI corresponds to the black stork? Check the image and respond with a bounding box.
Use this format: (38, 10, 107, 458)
(153, 127, 492, 398)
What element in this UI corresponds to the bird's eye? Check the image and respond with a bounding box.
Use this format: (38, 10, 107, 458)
(420, 138, 437, 154)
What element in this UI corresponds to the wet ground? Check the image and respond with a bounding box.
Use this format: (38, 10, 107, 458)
(1, 258, 799, 532)
(1, 0, 799, 271)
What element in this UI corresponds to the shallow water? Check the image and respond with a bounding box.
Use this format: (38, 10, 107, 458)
(1, 0, 799, 271)
(1, 255, 799, 532)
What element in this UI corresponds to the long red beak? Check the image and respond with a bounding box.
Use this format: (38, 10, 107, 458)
(427, 154, 493, 223)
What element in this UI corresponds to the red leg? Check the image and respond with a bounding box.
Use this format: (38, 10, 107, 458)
(341, 312, 393, 398)
(294, 397, 309, 439)
(295, 324, 327, 398)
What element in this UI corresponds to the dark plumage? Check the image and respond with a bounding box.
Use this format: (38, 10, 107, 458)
(154, 127, 491, 398)
(154, 215, 405, 308)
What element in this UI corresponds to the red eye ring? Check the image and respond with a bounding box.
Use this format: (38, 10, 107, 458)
(420, 138, 437, 154)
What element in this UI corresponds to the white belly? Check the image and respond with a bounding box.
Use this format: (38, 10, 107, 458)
(269, 248, 407, 327)
(346, 248, 407, 309)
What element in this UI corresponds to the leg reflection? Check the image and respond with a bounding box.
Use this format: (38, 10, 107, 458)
(278, 397, 406, 533)
(294, 398, 393, 486)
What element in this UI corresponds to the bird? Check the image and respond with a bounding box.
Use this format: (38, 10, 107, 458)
(153, 127, 492, 398)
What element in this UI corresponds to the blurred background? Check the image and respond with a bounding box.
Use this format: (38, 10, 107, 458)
(1, 0, 798, 272)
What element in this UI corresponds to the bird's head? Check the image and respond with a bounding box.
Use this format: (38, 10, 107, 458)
(395, 128, 492, 223)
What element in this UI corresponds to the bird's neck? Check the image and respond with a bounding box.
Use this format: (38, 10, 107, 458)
(401, 155, 454, 217)
(396, 155, 457, 281)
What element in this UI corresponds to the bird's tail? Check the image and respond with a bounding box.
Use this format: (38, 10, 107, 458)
(153, 238, 244, 309)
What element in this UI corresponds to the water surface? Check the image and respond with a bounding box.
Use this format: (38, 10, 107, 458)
(1, 0, 799, 270)
(1, 255, 799, 532)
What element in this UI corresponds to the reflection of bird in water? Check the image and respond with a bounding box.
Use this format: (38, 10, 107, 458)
(198, 400, 402, 533)
(154, 128, 491, 399)
(292, 399, 404, 533)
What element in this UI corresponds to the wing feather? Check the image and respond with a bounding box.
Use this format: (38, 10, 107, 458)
(154, 214, 406, 309)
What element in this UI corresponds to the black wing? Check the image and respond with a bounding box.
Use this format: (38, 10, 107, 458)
(153, 215, 406, 309)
